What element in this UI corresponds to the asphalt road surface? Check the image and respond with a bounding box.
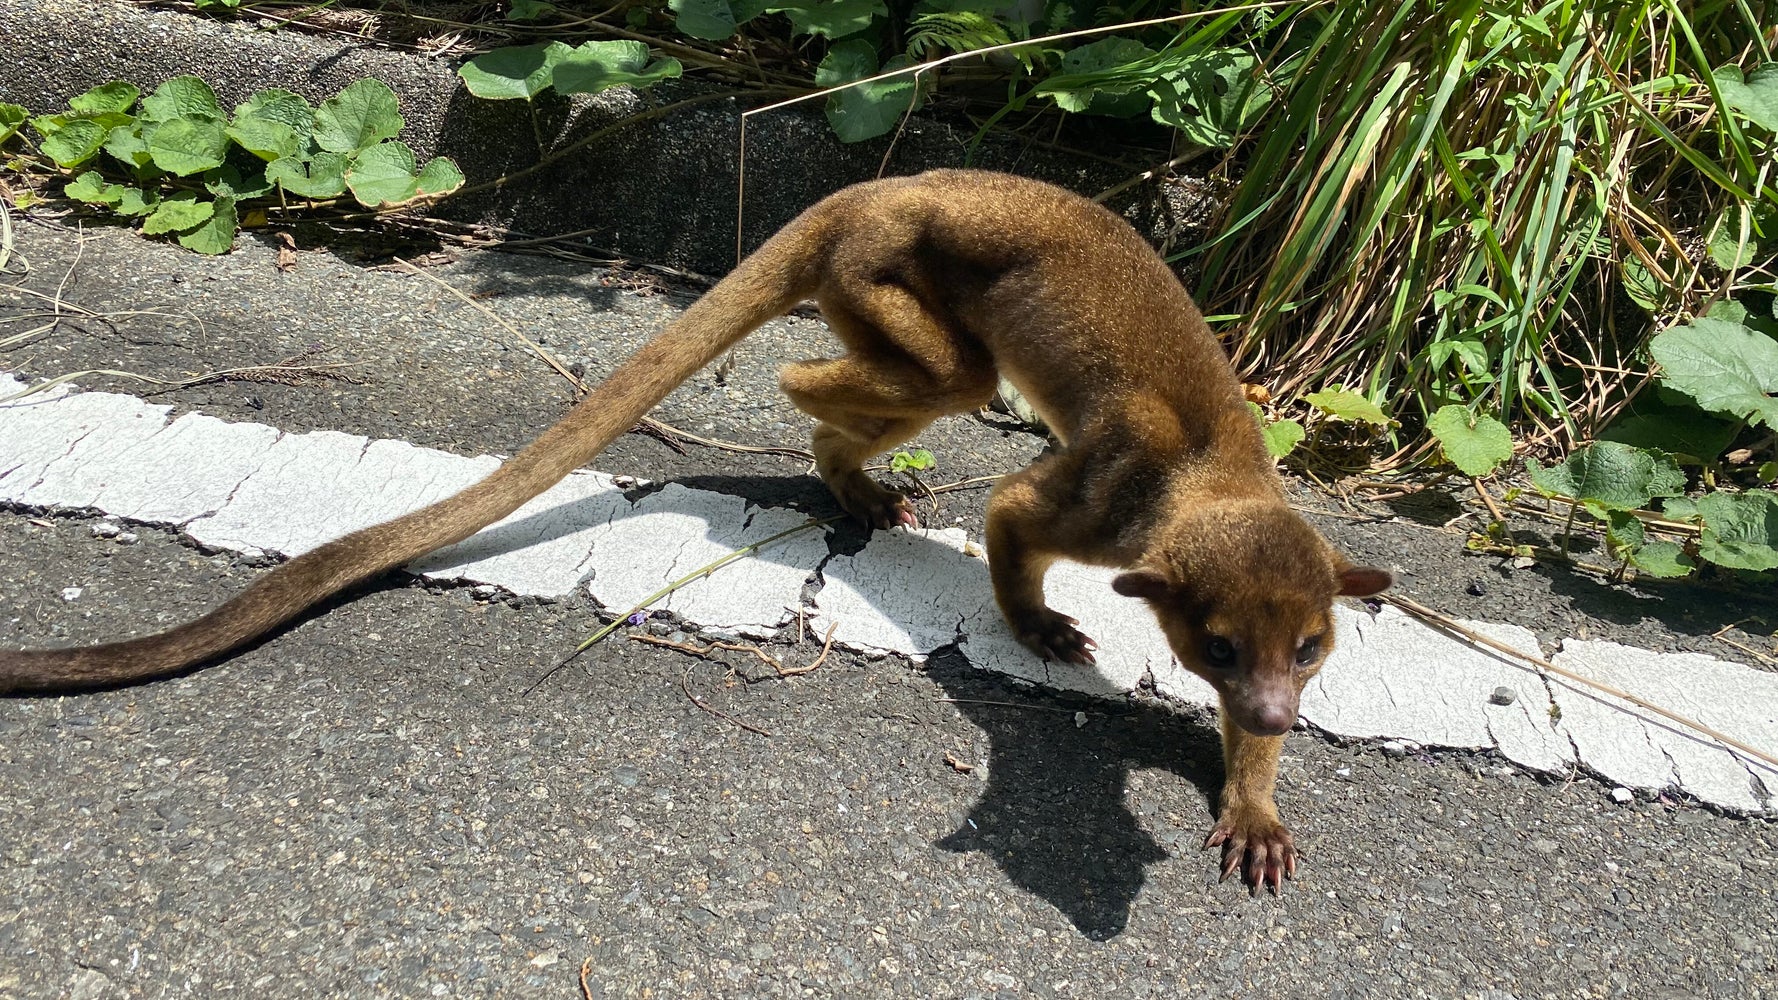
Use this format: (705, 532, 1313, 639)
(2, 219, 1774, 999)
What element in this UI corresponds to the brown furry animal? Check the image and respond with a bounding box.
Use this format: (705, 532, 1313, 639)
(1, 169, 1389, 892)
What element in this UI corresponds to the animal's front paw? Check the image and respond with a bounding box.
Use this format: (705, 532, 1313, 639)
(1205, 806, 1297, 895)
(828, 473, 919, 530)
(1009, 607, 1097, 665)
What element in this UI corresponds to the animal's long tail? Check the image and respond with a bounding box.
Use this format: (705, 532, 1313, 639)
(0, 211, 831, 694)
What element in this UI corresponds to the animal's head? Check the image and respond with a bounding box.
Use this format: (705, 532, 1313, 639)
(1112, 501, 1391, 737)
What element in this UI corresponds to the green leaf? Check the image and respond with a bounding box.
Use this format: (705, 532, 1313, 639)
(768, 0, 885, 39)
(1710, 63, 1778, 133)
(815, 40, 919, 143)
(344, 141, 420, 206)
(70, 82, 140, 116)
(1661, 496, 1702, 522)
(1040, 37, 1155, 117)
(64, 171, 124, 205)
(141, 76, 223, 123)
(226, 117, 300, 162)
(147, 116, 230, 175)
(1761, 461, 1778, 484)
(227, 90, 314, 162)
(551, 41, 684, 95)
(204, 164, 272, 200)
(1262, 418, 1305, 458)
(141, 191, 216, 235)
(1303, 388, 1390, 426)
(456, 42, 570, 100)
(266, 151, 349, 199)
(508, 0, 556, 20)
(1426, 405, 1512, 477)
(415, 156, 465, 197)
(235, 89, 315, 133)
(114, 186, 160, 218)
(889, 448, 936, 473)
(40, 119, 107, 167)
(177, 195, 238, 255)
(1695, 490, 1778, 571)
(1425, 337, 1491, 376)
(313, 79, 403, 153)
(1708, 211, 1762, 271)
(1525, 441, 1685, 511)
(671, 0, 744, 39)
(1600, 405, 1738, 465)
(1148, 48, 1271, 148)
(104, 123, 156, 170)
(1627, 540, 1695, 579)
(0, 103, 26, 144)
(1649, 316, 1778, 429)
(1603, 510, 1646, 551)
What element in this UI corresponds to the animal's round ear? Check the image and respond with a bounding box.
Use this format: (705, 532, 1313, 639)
(1112, 569, 1171, 600)
(1336, 565, 1393, 597)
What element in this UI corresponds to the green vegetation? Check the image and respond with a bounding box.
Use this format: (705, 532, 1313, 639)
(3, 77, 464, 254)
(6, 0, 1774, 584)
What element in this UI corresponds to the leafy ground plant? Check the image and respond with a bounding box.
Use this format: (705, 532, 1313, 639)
(4, 77, 464, 254)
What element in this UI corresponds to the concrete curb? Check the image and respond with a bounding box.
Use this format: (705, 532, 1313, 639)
(1, 0, 1193, 276)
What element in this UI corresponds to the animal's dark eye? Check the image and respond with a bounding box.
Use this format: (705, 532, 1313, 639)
(1295, 637, 1323, 666)
(1204, 636, 1236, 667)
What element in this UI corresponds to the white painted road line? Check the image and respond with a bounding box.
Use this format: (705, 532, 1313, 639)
(2, 374, 1774, 814)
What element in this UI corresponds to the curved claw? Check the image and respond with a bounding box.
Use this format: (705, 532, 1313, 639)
(1204, 813, 1297, 896)
(1011, 608, 1098, 666)
(830, 473, 920, 530)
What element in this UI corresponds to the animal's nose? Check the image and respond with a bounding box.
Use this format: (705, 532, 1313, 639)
(1252, 704, 1297, 735)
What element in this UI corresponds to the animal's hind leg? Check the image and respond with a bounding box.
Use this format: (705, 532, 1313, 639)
(782, 354, 978, 528)
(780, 297, 995, 527)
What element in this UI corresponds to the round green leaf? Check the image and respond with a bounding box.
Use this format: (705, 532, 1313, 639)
(1426, 405, 1513, 477)
(415, 156, 465, 197)
(313, 79, 404, 153)
(1261, 418, 1305, 459)
(1649, 316, 1778, 430)
(1710, 63, 1778, 133)
(551, 41, 684, 96)
(225, 118, 301, 161)
(768, 0, 884, 39)
(457, 42, 571, 100)
(1303, 388, 1391, 426)
(266, 151, 349, 199)
(1627, 541, 1695, 579)
(148, 117, 230, 176)
(1525, 441, 1685, 511)
(671, 0, 740, 40)
(70, 82, 141, 116)
(1696, 490, 1778, 571)
(0, 103, 27, 144)
(344, 141, 420, 206)
(64, 171, 124, 205)
(177, 196, 238, 255)
(816, 41, 918, 143)
(141, 76, 223, 123)
(104, 123, 156, 170)
(234, 89, 316, 133)
(40, 119, 107, 167)
(141, 191, 216, 235)
(114, 186, 161, 218)
(205, 164, 273, 200)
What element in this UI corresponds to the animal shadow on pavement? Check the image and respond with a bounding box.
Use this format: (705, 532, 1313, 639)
(921, 650, 1225, 941)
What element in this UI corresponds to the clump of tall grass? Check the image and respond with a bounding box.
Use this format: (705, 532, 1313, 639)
(1188, 0, 1774, 459)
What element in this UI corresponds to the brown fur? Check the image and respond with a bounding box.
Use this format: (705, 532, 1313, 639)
(0, 169, 1389, 892)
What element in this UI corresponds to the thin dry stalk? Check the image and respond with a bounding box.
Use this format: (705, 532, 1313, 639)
(1384, 593, 1778, 774)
